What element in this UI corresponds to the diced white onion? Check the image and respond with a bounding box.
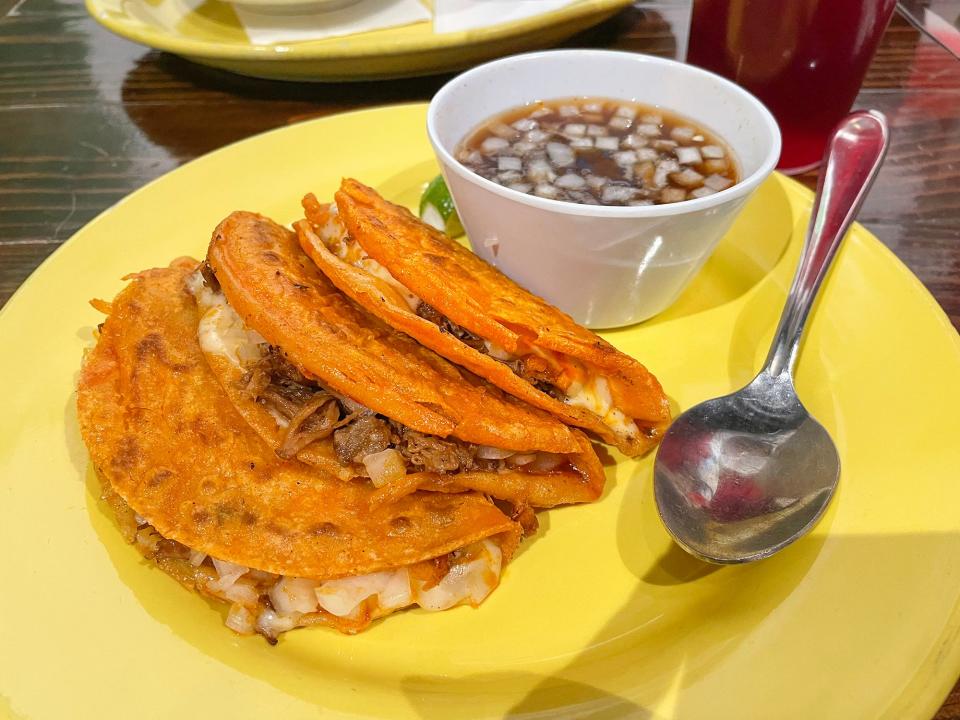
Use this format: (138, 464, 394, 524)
(636, 123, 660, 136)
(586, 124, 607, 137)
(653, 139, 678, 151)
(670, 168, 705, 188)
(488, 122, 519, 140)
(635, 148, 659, 161)
(690, 187, 718, 198)
(570, 137, 594, 149)
(497, 170, 523, 183)
(316, 571, 393, 617)
(414, 540, 502, 611)
(534, 183, 560, 199)
(362, 449, 407, 488)
(613, 151, 637, 166)
(583, 102, 603, 113)
(675, 146, 703, 165)
(526, 158, 556, 182)
(555, 173, 587, 190)
(653, 158, 679, 188)
(477, 445, 517, 460)
(609, 116, 632, 130)
(563, 123, 586, 137)
(508, 453, 538, 466)
(660, 187, 687, 203)
(379, 568, 413, 610)
(615, 105, 637, 119)
(530, 107, 552, 118)
(220, 580, 259, 606)
(212, 558, 249, 583)
(586, 174, 608, 189)
(512, 141, 537, 155)
(621, 134, 647, 149)
(546, 142, 574, 167)
(704, 174, 734, 191)
(481, 137, 510, 153)
(528, 452, 564, 473)
(595, 136, 619, 151)
(641, 113, 662, 124)
(507, 182, 533, 194)
(526, 129, 549, 143)
(269, 577, 320, 615)
(701, 145, 725, 159)
(225, 604, 255, 634)
(671, 126, 696, 143)
(629, 199, 654, 206)
(601, 185, 636, 203)
(512, 118, 538, 132)
(559, 105, 579, 117)
(497, 156, 522, 172)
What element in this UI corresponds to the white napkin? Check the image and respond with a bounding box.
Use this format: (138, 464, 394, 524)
(234, 0, 430, 46)
(120, 0, 205, 32)
(432, 0, 578, 34)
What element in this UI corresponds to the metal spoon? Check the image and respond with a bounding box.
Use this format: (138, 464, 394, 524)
(653, 110, 889, 564)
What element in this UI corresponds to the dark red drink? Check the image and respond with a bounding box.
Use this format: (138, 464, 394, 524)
(687, 0, 896, 173)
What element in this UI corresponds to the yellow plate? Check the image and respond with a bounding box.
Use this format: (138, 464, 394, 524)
(84, 0, 632, 81)
(3, 104, 960, 720)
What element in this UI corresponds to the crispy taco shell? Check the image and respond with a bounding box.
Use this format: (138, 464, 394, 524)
(315, 179, 671, 457)
(204, 211, 605, 508)
(76, 260, 521, 581)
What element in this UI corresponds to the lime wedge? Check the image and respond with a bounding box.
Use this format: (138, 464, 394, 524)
(419, 175, 464, 238)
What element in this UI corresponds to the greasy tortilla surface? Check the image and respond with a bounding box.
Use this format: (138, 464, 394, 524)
(76, 260, 520, 579)
(206, 210, 582, 455)
(332, 179, 671, 456)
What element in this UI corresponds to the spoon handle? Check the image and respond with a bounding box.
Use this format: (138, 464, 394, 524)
(763, 111, 890, 378)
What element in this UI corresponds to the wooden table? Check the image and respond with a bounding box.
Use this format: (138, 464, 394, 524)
(2, 1, 959, 715)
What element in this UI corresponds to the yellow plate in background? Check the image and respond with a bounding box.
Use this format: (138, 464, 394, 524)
(84, 0, 632, 81)
(3, 104, 960, 720)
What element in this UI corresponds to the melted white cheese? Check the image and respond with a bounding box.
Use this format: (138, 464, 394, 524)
(315, 538, 502, 617)
(187, 271, 266, 368)
(318, 204, 422, 312)
(565, 375, 637, 440)
(203, 538, 503, 635)
(484, 334, 638, 440)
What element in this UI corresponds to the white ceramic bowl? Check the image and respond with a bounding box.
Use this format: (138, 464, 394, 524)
(426, 49, 781, 328)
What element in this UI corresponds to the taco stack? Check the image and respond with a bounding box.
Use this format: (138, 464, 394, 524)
(77, 261, 522, 642)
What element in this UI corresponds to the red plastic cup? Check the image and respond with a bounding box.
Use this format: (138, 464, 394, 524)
(686, 0, 897, 174)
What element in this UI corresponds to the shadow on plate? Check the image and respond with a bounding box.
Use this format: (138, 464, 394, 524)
(398, 458, 833, 718)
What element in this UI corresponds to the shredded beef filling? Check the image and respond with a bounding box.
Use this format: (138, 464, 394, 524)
(238, 347, 562, 475)
(415, 302, 488, 352)
(415, 302, 567, 402)
(200, 261, 220, 293)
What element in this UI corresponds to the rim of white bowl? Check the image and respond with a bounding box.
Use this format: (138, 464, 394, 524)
(426, 49, 782, 219)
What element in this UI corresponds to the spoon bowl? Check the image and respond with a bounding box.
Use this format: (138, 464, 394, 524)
(655, 371, 839, 563)
(653, 110, 889, 563)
